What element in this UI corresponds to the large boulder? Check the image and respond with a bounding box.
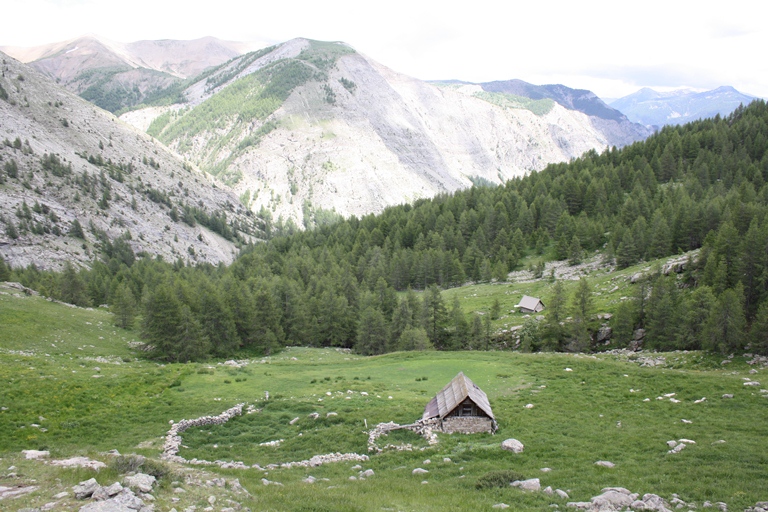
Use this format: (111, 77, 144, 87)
(511, 478, 540, 492)
(501, 438, 524, 453)
(122, 474, 155, 493)
(73, 478, 101, 499)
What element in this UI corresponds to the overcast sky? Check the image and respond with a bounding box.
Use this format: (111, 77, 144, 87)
(3, 0, 767, 99)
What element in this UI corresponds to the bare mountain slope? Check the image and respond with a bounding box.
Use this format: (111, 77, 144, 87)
(125, 39, 635, 226)
(0, 52, 262, 270)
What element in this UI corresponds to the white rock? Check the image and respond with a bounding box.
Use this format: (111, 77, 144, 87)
(289, 417, 300, 425)
(124, 473, 156, 493)
(512, 478, 540, 492)
(682, 419, 692, 424)
(492, 504, 510, 509)
(667, 440, 678, 448)
(544, 486, 554, 495)
(722, 394, 734, 399)
(22, 449, 50, 459)
(556, 489, 569, 499)
(594, 460, 615, 468)
(412, 468, 429, 475)
(744, 381, 761, 386)
(501, 438, 525, 453)
(525, 403, 534, 409)
(361, 469, 374, 478)
(73, 478, 100, 499)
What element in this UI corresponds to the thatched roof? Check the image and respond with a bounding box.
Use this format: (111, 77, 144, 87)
(422, 372, 495, 420)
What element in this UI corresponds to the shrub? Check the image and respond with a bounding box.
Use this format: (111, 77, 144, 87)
(475, 470, 525, 490)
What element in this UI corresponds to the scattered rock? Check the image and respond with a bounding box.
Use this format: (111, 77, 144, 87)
(412, 468, 429, 475)
(594, 461, 615, 468)
(722, 394, 734, 399)
(492, 504, 510, 509)
(556, 489, 569, 499)
(511, 478, 540, 491)
(22, 449, 50, 460)
(361, 469, 374, 478)
(501, 438, 524, 453)
(289, 417, 300, 425)
(51, 457, 107, 470)
(123, 473, 156, 493)
(73, 478, 100, 499)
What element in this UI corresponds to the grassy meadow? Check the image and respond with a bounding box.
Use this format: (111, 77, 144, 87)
(1, 281, 767, 511)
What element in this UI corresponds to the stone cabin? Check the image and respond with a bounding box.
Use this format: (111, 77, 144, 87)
(514, 295, 545, 313)
(422, 372, 497, 434)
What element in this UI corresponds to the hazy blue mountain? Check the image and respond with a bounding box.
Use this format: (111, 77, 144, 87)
(609, 86, 756, 127)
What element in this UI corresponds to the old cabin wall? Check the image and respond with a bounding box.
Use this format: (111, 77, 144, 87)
(441, 416, 493, 434)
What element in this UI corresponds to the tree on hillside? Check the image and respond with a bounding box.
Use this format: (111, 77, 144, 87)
(111, 281, 137, 330)
(570, 277, 594, 351)
(422, 285, 448, 349)
(750, 301, 768, 355)
(355, 306, 388, 355)
(397, 326, 432, 351)
(703, 284, 747, 354)
(0, 255, 10, 282)
(542, 280, 567, 351)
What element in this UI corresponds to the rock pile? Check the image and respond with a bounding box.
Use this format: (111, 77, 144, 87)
(73, 476, 154, 512)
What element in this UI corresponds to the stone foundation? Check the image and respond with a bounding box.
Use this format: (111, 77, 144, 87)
(441, 416, 494, 434)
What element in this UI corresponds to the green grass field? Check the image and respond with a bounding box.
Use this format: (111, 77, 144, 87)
(1, 282, 767, 511)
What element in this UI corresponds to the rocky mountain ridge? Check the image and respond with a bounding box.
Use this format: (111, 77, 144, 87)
(122, 38, 651, 227)
(0, 51, 262, 270)
(0, 35, 257, 113)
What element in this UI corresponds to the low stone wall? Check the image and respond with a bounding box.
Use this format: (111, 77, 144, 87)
(441, 416, 493, 434)
(162, 403, 245, 464)
(161, 403, 368, 471)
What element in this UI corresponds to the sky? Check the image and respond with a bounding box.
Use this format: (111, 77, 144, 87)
(2, 0, 767, 100)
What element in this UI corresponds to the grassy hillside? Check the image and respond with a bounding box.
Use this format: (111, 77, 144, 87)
(2, 282, 767, 511)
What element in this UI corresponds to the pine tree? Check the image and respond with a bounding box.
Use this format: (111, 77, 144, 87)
(568, 235, 583, 266)
(397, 326, 432, 351)
(422, 285, 448, 349)
(0, 254, 10, 282)
(542, 280, 567, 351)
(703, 285, 747, 354)
(355, 306, 388, 355)
(111, 281, 137, 330)
(175, 305, 211, 362)
(570, 277, 594, 351)
(58, 262, 90, 307)
(750, 301, 768, 355)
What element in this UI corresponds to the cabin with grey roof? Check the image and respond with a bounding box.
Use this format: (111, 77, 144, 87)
(422, 372, 497, 434)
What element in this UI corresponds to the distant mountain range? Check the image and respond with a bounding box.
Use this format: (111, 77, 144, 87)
(0, 35, 258, 113)
(2, 34, 653, 230)
(609, 86, 757, 128)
